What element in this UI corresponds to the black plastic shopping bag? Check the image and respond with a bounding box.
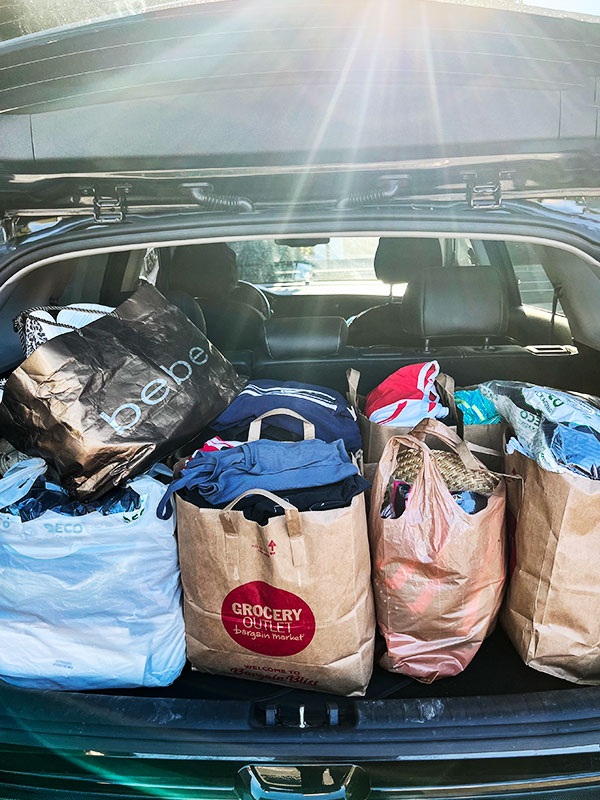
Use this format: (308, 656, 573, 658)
(0, 284, 245, 499)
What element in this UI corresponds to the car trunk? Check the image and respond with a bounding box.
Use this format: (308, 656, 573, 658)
(1, 221, 600, 767)
(1, 0, 600, 768)
(99, 626, 573, 701)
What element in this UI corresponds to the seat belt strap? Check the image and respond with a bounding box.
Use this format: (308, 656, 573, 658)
(549, 283, 563, 344)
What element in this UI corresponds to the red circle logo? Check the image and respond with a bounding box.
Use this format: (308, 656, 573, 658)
(221, 581, 316, 656)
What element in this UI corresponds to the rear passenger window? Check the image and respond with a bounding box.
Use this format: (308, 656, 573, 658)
(505, 241, 565, 314)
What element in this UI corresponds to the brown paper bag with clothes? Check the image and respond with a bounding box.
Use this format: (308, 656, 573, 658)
(176, 410, 376, 696)
(346, 368, 457, 465)
(437, 374, 506, 472)
(369, 418, 507, 683)
(502, 449, 600, 684)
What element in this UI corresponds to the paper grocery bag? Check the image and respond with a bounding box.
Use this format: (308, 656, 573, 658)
(347, 368, 457, 465)
(177, 488, 375, 696)
(438, 375, 506, 472)
(503, 450, 600, 684)
(369, 419, 507, 682)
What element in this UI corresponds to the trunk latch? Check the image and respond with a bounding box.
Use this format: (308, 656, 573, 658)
(91, 186, 130, 223)
(257, 701, 348, 728)
(465, 176, 502, 209)
(464, 172, 513, 209)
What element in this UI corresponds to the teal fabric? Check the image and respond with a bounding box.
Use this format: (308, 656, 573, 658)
(455, 388, 501, 425)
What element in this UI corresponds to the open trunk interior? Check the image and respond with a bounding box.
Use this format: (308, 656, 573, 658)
(99, 627, 574, 704)
(1, 228, 600, 748)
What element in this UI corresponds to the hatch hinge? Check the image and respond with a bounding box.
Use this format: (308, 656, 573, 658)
(465, 173, 503, 209)
(1, 215, 18, 243)
(87, 185, 130, 223)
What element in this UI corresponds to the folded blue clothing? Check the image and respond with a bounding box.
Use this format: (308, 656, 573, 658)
(157, 438, 357, 519)
(543, 421, 600, 479)
(211, 379, 361, 453)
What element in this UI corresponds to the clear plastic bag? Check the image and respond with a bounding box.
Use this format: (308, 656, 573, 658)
(481, 380, 600, 477)
(0, 463, 185, 690)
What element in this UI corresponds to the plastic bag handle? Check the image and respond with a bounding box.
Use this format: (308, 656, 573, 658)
(220, 488, 306, 567)
(400, 418, 486, 472)
(0, 458, 47, 509)
(247, 408, 315, 442)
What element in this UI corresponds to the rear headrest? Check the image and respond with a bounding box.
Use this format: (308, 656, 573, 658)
(374, 238, 443, 284)
(169, 243, 238, 298)
(262, 317, 348, 359)
(402, 267, 509, 339)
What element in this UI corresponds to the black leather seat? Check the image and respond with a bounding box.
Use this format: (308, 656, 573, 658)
(168, 243, 266, 352)
(254, 316, 354, 389)
(259, 316, 349, 359)
(347, 237, 443, 346)
(251, 290, 581, 397)
(400, 266, 514, 348)
(162, 289, 207, 335)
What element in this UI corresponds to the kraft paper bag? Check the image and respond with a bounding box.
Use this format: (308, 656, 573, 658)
(438, 375, 506, 472)
(346, 368, 458, 465)
(369, 418, 507, 683)
(0, 284, 245, 500)
(503, 450, 600, 685)
(176, 487, 375, 696)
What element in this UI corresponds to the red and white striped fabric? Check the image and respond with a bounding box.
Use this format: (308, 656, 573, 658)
(199, 436, 243, 453)
(364, 361, 449, 427)
(184, 437, 244, 467)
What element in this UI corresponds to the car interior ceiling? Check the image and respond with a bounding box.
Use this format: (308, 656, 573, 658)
(0, 233, 597, 703)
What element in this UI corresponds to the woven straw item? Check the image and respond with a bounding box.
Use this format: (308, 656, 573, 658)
(394, 447, 498, 493)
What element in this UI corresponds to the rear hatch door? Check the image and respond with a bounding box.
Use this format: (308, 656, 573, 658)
(0, 0, 600, 216)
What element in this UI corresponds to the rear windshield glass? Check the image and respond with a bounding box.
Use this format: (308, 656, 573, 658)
(231, 237, 482, 297)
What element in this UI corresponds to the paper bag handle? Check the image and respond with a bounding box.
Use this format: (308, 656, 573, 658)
(434, 372, 466, 437)
(435, 372, 456, 396)
(346, 368, 361, 408)
(247, 408, 315, 442)
(223, 488, 298, 512)
(220, 488, 306, 567)
(401, 418, 486, 472)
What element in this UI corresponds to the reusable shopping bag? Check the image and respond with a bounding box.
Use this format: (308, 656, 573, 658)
(503, 449, 600, 684)
(0, 460, 185, 690)
(369, 419, 507, 682)
(439, 375, 506, 471)
(346, 367, 456, 464)
(0, 284, 245, 499)
(173, 410, 375, 696)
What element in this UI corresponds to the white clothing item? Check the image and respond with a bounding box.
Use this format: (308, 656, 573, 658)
(367, 361, 449, 427)
(369, 397, 449, 427)
(16, 303, 115, 355)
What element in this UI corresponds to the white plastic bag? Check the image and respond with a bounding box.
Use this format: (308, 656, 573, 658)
(0, 462, 185, 690)
(481, 380, 600, 474)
